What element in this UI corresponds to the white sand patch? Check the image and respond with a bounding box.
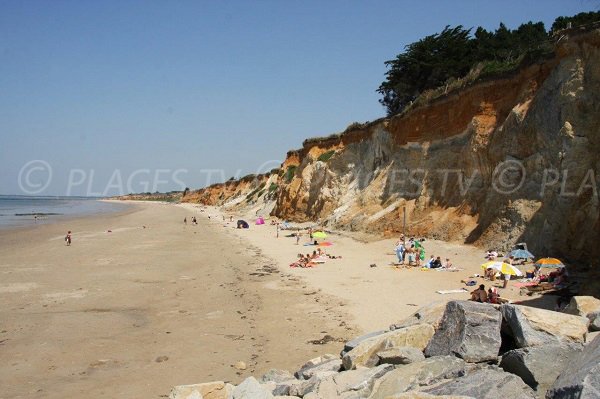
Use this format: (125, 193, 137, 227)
(44, 290, 88, 300)
(0, 282, 39, 293)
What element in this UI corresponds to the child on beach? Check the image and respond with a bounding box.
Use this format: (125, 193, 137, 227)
(65, 231, 72, 246)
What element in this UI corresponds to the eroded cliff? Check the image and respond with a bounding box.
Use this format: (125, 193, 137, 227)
(185, 29, 600, 265)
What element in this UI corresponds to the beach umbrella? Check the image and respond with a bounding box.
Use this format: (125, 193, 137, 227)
(535, 257, 565, 268)
(312, 231, 327, 239)
(481, 261, 524, 276)
(509, 249, 534, 259)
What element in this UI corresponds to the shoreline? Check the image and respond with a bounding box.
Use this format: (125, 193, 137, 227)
(0, 198, 135, 232)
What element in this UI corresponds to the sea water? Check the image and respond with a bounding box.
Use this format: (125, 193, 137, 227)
(0, 195, 129, 228)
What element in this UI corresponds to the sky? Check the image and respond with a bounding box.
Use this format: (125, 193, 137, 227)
(1, 0, 598, 196)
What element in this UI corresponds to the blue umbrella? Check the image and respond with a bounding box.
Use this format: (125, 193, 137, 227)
(509, 249, 535, 259)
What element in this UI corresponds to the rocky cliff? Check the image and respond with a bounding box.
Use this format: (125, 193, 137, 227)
(184, 29, 600, 266)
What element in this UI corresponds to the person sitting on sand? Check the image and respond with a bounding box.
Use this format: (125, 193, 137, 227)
(424, 255, 434, 268)
(443, 258, 453, 269)
(485, 267, 496, 281)
(487, 288, 499, 304)
(470, 284, 487, 303)
(65, 231, 72, 246)
(430, 256, 443, 269)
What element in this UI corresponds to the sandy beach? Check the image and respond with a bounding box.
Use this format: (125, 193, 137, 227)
(1, 200, 541, 398)
(0, 202, 354, 398)
(184, 204, 531, 333)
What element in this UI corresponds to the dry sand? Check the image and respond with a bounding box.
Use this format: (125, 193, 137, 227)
(1, 200, 539, 398)
(188, 205, 529, 333)
(0, 202, 354, 398)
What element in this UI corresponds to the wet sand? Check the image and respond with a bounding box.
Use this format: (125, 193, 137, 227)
(0, 202, 354, 398)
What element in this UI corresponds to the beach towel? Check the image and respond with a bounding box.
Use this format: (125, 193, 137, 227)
(436, 289, 468, 294)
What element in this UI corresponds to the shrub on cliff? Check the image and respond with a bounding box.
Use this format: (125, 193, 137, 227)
(378, 11, 600, 116)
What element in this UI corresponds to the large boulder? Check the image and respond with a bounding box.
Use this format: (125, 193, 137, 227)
(342, 330, 387, 357)
(377, 346, 425, 365)
(545, 333, 600, 398)
(499, 342, 583, 395)
(312, 364, 394, 398)
(424, 301, 502, 362)
(390, 301, 447, 331)
(343, 324, 434, 370)
(169, 381, 230, 399)
(295, 354, 340, 379)
(288, 370, 338, 397)
(260, 369, 295, 384)
(368, 356, 467, 399)
(232, 376, 274, 399)
(501, 304, 588, 348)
(562, 296, 600, 318)
(424, 367, 536, 398)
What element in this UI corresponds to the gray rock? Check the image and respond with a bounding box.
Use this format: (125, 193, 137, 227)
(288, 370, 338, 397)
(545, 333, 600, 399)
(501, 305, 588, 348)
(169, 381, 229, 399)
(499, 342, 583, 395)
(424, 301, 502, 362)
(232, 376, 274, 399)
(294, 354, 340, 379)
(271, 380, 300, 397)
(297, 358, 342, 380)
(588, 312, 600, 332)
(390, 301, 447, 331)
(313, 364, 393, 398)
(377, 346, 425, 365)
(424, 367, 536, 399)
(343, 324, 434, 370)
(562, 296, 600, 318)
(342, 330, 387, 357)
(368, 356, 467, 399)
(260, 369, 295, 384)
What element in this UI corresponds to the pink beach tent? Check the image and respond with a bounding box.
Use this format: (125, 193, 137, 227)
(255, 217, 265, 225)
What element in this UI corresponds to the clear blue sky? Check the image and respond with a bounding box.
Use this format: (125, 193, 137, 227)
(1, 0, 598, 196)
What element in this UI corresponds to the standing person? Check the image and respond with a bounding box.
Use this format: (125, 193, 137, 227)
(276, 223, 280, 238)
(395, 238, 405, 264)
(65, 231, 72, 246)
(296, 230, 301, 245)
(184, 217, 187, 225)
(308, 228, 313, 240)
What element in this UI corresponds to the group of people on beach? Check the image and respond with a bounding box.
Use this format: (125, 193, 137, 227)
(394, 235, 454, 270)
(469, 284, 508, 304)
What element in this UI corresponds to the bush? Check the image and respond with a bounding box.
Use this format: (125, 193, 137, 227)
(285, 165, 298, 183)
(317, 150, 336, 162)
(268, 183, 278, 192)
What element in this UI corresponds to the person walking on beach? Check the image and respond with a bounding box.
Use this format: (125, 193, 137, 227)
(65, 231, 72, 246)
(296, 230, 301, 245)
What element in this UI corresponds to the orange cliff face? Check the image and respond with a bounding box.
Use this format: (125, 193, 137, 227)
(184, 30, 600, 266)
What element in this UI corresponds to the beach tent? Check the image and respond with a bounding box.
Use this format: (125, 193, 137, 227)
(237, 220, 249, 229)
(255, 217, 265, 225)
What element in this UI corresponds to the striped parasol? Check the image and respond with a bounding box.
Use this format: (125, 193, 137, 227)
(481, 261, 524, 276)
(534, 257, 565, 268)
